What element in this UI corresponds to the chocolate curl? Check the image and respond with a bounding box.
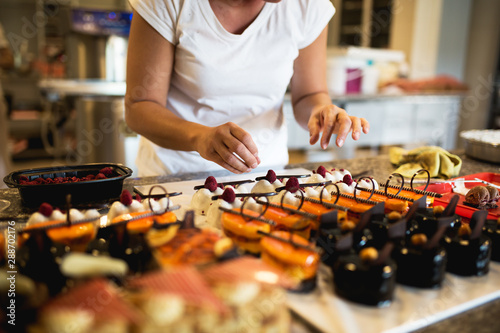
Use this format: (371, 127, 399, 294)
(355, 202, 385, 232)
(180, 210, 195, 229)
(443, 194, 460, 217)
(219, 207, 276, 226)
(242, 196, 270, 221)
(384, 173, 405, 197)
(470, 210, 488, 240)
(354, 177, 376, 201)
(411, 169, 431, 192)
(374, 242, 394, 266)
(212, 192, 277, 200)
(424, 215, 456, 249)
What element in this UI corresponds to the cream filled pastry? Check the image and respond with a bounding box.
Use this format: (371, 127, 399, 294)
(271, 177, 303, 207)
(107, 190, 146, 223)
(190, 176, 224, 215)
(27, 203, 100, 226)
(251, 170, 283, 194)
(207, 188, 242, 229)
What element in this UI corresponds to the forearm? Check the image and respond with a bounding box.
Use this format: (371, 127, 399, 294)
(292, 91, 332, 130)
(125, 100, 206, 152)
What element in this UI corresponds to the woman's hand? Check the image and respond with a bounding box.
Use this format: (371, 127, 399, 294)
(308, 104, 369, 149)
(195, 122, 261, 174)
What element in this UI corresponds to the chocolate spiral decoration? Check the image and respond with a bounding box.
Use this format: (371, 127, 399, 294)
(411, 169, 431, 192)
(280, 189, 305, 212)
(384, 173, 404, 197)
(147, 185, 171, 215)
(354, 177, 376, 202)
(240, 195, 270, 222)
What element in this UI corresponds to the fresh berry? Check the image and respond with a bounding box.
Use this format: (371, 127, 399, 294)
(135, 194, 142, 201)
(221, 188, 236, 203)
(18, 175, 29, 183)
(331, 168, 336, 171)
(316, 166, 327, 178)
(39, 202, 54, 217)
(86, 174, 96, 180)
(99, 167, 113, 177)
(265, 170, 277, 183)
(120, 189, 133, 206)
(204, 176, 218, 192)
(95, 173, 107, 180)
(340, 168, 345, 172)
(343, 174, 353, 186)
(285, 177, 300, 193)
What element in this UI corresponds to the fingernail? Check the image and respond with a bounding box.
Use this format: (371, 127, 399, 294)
(246, 168, 252, 173)
(322, 143, 327, 150)
(337, 138, 344, 147)
(354, 131, 360, 140)
(251, 163, 258, 169)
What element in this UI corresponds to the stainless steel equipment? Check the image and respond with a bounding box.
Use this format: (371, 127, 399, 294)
(460, 129, 500, 164)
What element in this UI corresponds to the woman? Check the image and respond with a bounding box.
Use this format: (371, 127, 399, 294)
(125, 0, 369, 176)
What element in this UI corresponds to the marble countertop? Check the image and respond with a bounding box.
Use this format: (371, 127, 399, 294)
(1, 152, 499, 332)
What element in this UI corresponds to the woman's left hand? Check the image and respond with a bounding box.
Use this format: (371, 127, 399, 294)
(308, 104, 370, 149)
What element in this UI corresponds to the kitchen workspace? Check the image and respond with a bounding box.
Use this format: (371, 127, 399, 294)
(1, 0, 500, 332)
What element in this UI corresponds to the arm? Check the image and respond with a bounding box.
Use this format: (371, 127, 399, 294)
(290, 27, 369, 149)
(0, 47, 14, 70)
(125, 12, 259, 173)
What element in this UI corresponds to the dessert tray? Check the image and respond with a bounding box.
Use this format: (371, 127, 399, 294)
(426, 172, 500, 220)
(135, 169, 500, 333)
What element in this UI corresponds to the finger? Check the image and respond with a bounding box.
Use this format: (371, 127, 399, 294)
(320, 107, 337, 149)
(229, 125, 260, 168)
(360, 117, 370, 134)
(350, 116, 362, 140)
(335, 112, 352, 147)
(308, 117, 321, 145)
(204, 146, 243, 174)
(214, 141, 252, 173)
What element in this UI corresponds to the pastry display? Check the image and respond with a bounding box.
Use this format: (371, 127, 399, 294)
(443, 210, 492, 276)
(207, 187, 242, 229)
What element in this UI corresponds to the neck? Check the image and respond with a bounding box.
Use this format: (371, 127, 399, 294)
(209, 0, 267, 34)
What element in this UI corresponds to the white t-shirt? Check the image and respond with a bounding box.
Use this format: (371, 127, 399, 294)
(129, 0, 335, 176)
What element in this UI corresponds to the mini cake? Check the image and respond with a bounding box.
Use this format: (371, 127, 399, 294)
(304, 166, 336, 184)
(270, 177, 303, 207)
(333, 245, 397, 306)
(206, 188, 242, 229)
(221, 209, 272, 254)
(444, 210, 491, 276)
(482, 217, 500, 262)
(357, 177, 380, 191)
(260, 230, 319, 292)
(251, 170, 283, 193)
(190, 176, 224, 215)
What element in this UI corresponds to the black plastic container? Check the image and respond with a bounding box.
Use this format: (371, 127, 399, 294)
(3, 163, 133, 207)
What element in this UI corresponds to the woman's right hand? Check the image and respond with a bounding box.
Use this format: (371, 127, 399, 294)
(195, 122, 261, 174)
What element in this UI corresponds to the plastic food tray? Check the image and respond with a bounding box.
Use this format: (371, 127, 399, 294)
(3, 163, 133, 208)
(423, 172, 500, 220)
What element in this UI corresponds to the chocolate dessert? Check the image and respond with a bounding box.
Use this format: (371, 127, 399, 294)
(333, 244, 397, 306)
(444, 210, 492, 276)
(482, 217, 500, 262)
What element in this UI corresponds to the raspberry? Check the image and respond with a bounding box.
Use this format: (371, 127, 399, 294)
(316, 166, 327, 178)
(135, 194, 142, 201)
(221, 187, 236, 203)
(265, 170, 277, 183)
(331, 168, 336, 171)
(39, 202, 54, 217)
(285, 177, 300, 193)
(204, 176, 218, 192)
(95, 173, 107, 180)
(86, 174, 96, 180)
(99, 167, 113, 177)
(18, 175, 29, 183)
(343, 174, 353, 186)
(120, 189, 133, 206)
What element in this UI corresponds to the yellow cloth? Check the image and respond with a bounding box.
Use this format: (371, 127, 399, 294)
(389, 146, 462, 179)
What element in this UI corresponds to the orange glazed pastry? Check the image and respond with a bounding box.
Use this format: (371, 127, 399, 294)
(221, 209, 272, 254)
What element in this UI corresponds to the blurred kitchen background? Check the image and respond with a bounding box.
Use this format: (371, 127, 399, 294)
(0, 0, 499, 177)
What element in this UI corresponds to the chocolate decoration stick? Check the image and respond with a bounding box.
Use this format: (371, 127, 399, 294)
(355, 202, 385, 232)
(194, 179, 254, 190)
(180, 210, 195, 229)
(424, 216, 456, 249)
(470, 210, 489, 239)
(219, 207, 276, 226)
(254, 198, 317, 220)
(443, 194, 460, 217)
(374, 242, 394, 266)
(255, 173, 310, 180)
